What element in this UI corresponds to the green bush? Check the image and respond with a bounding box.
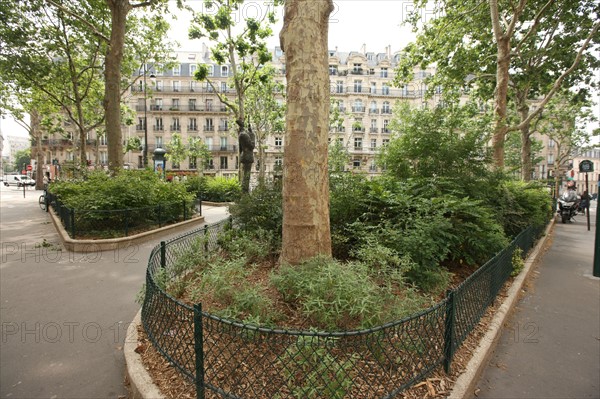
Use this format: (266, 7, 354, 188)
(229, 183, 283, 247)
(203, 176, 241, 202)
(48, 170, 196, 232)
(271, 256, 430, 330)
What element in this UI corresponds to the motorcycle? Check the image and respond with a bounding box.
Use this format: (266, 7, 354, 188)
(557, 189, 579, 223)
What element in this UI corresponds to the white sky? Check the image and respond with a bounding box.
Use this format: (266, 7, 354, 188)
(2, 1, 598, 150)
(171, 0, 418, 54)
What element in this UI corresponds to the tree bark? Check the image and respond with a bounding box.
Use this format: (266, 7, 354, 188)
(279, 0, 333, 265)
(517, 95, 532, 181)
(31, 111, 44, 190)
(491, 35, 511, 170)
(104, 0, 129, 173)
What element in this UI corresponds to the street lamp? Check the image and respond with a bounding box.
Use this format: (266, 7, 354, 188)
(142, 64, 156, 168)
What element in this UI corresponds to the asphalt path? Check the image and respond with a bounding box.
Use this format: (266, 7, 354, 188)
(0, 183, 228, 398)
(474, 200, 600, 398)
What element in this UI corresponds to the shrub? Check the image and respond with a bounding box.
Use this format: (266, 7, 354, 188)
(229, 183, 283, 247)
(271, 256, 430, 330)
(203, 176, 241, 202)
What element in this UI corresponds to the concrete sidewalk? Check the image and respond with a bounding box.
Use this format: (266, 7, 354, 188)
(0, 184, 229, 398)
(473, 202, 600, 398)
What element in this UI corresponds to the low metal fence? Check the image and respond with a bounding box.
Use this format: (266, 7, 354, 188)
(46, 191, 201, 239)
(142, 220, 546, 398)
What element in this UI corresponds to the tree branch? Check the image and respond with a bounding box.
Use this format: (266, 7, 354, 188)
(44, 0, 110, 42)
(507, 21, 600, 133)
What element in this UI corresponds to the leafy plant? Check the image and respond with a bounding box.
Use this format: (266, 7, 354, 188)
(511, 247, 525, 277)
(279, 335, 355, 399)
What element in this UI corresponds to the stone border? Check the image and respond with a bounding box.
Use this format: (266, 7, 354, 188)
(124, 221, 555, 399)
(48, 208, 205, 252)
(447, 219, 555, 399)
(125, 310, 165, 399)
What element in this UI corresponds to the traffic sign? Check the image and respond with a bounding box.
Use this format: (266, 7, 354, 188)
(26, 165, 32, 171)
(579, 160, 594, 173)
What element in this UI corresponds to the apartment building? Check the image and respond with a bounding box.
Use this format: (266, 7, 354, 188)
(37, 46, 582, 183)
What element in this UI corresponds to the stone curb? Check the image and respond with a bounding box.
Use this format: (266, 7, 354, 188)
(125, 221, 555, 399)
(125, 309, 165, 399)
(447, 219, 555, 399)
(47, 208, 205, 252)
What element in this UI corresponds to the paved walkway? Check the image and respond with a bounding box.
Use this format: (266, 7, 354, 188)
(0, 184, 228, 398)
(473, 201, 600, 398)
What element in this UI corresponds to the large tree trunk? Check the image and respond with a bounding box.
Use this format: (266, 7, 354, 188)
(279, 0, 333, 265)
(104, 0, 129, 173)
(31, 111, 44, 190)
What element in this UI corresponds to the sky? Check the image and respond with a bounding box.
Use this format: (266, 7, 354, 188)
(2, 0, 598, 151)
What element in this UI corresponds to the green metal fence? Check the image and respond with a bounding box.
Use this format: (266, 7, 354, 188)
(46, 191, 201, 239)
(141, 220, 546, 399)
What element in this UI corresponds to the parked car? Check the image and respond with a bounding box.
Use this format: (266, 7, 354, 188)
(3, 175, 36, 187)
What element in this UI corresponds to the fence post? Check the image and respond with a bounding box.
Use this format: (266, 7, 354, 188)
(203, 225, 209, 252)
(443, 289, 456, 373)
(70, 208, 76, 238)
(194, 303, 205, 399)
(125, 209, 129, 237)
(160, 241, 166, 269)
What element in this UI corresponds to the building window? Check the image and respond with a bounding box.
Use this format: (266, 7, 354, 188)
(100, 151, 108, 164)
(371, 82, 376, 94)
(220, 137, 228, 150)
(329, 65, 338, 75)
(352, 63, 362, 74)
(171, 99, 179, 110)
(380, 68, 388, 78)
(382, 101, 391, 114)
(171, 117, 181, 131)
(548, 139, 555, 148)
(354, 137, 362, 150)
(190, 81, 196, 92)
(221, 65, 229, 76)
(382, 84, 390, 95)
(353, 99, 364, 112)
(172, 64, 181, 76)
(155, 117, 163, 131)
(221, 82, 228, 93)
(275, 136, 283, 148)
(172, 81, 180, 92)
(352, 159, 361, 169)
(547, 154, 554, 165)
(99, 135, 107, 145)
(370, 138, 377, 150)
(205, 137, 213, 149)
(189, 156, 197, 169)
(382, 139, 390, 146)
(274, 156, 283, 167)
(156, 136, 163, 148)
(207, 65, 214, 76)
(156, 80, 163, 91)
(189, 99, 196, 111)
(383, 119, 390, 133)
(354, 80, 362, 93)
(189, 118, 198, 131)
(219, 119, 228, 131)
(154, 63, 163, 76)
(190, 64, 197, 76)
(220, 156, 228, 169)
(205, 118, 214, 131)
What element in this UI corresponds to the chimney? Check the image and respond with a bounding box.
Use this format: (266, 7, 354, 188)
(361, 43, 366, 54)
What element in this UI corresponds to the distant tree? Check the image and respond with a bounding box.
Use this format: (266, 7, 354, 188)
(379, 101, 492, 179)
(397, 0, 600, 171)
(188, 137, 211, 173)
(189, 0, 282, 192)
(165, 133, 186, 169)
(244, 65, 285, 186)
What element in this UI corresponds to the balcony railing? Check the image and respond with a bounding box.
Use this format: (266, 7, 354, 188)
(351, 106, 366, 113)
(153, 126, 164, 131)
(206, 144, 238, 152)
(170, 125, 181, 132)
(370, 128, 379, 133)
(204, 126, 215, 132)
